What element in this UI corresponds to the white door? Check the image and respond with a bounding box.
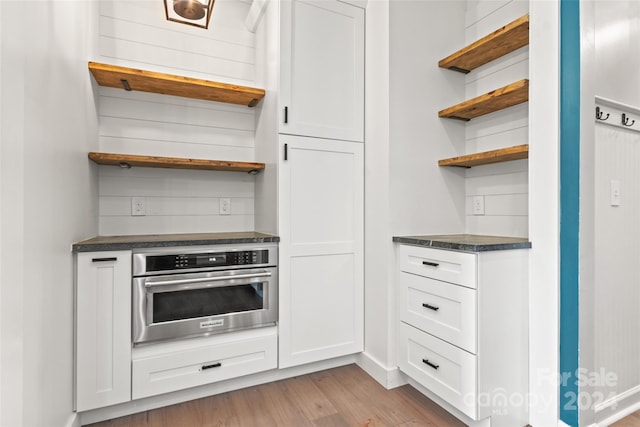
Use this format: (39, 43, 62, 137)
(280, 0, 364, 142)
(75, 251, 132, 411)
(278, 135, 364, 368)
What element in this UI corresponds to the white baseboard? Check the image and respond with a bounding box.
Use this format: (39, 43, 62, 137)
(355, 351, 406, 389)
(596, 385, 640, 414)
(595, 399, 640, 426)
(558, 420, 573, 427)
(79, 354, 356, 425)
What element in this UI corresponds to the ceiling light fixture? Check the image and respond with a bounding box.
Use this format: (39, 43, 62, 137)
(163, 0, 215, 29)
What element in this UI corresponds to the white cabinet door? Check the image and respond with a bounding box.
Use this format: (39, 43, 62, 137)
(280, 0, 364, 142)
(75, 251, 132, 411)
(278, 135, 363, 368)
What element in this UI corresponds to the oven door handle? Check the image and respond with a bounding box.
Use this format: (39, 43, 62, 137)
(144, 271, 272, 288)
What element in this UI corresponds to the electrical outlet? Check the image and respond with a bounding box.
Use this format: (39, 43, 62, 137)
(219, 198, 231, 215)
(131, 197, 146, 216)
(472, 195, 485, 215)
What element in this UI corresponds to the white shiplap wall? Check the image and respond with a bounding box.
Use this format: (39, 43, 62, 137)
(463, 0, 529, 237)
(95, 0, 258, 235)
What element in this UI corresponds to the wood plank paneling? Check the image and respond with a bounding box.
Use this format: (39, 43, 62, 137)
(100, 196, 253, 217)
(99, 214, 255, 236)
(98, 136, 255, 163)
(98, 0, 256, 85)
(95, 0, 260, 236)
(85, 365, 466, 427)
(439, 14, 529, 74)
(99, 16, 255, 65)
(99, 1, 256, 47)
(89, 62, 265, 107)
(97, 166, 256, 235)
(88, 152, 265, 173)
(99, 95, 256, 132)
(438, 144, 528, 167)
(460, 1, 530, 238)
(438, 79, 529, 121)
(97, 167, 255, 197)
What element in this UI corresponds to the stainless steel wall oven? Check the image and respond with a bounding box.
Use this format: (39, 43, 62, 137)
(132, 244, 277, 345)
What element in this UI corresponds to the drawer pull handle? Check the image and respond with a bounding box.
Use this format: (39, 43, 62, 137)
(91, 257, 117, 263)
(201, 362, 222, 371)
(422, 359, 439, 370)
(422, 303, 440, 311)
(422, 261, 439, 267)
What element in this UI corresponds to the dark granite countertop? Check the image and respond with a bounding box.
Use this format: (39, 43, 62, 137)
(72, 231, 280, 252)
(393, 234, 531, 252)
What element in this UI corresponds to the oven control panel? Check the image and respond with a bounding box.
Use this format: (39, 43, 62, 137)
(144, 250, 269, 272)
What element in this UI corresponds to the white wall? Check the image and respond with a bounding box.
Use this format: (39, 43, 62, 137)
(582, 2, 640, 424)
(579, 2, 598, 424)
(384, 0, 531, 241)
(360, 0, 467, 380)
(253, 0, 280, 236)
(95, 0, 260, 236)
(362, 0, 393, 382)
(1, 1, 99, 426)
(462, 0, 529, 238)
(0, 3, 25, 425)
(592, 1, 640, 109)
(365, 0, 532, 385)
(389, 0, 466, 237)
(528, 1, 560, 425)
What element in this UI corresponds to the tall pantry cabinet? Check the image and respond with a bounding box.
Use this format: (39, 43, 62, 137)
(257, 0, 365, 368)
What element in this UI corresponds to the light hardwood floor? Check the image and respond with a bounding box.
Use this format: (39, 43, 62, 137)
(86, 364, 467, 427)
(611, 410, 640, 427)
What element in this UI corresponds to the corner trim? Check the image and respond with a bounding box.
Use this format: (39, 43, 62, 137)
(356, 352, 406, 389)
(65, 413, 81, 427)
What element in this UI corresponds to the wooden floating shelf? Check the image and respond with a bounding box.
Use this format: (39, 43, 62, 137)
(88, 62, 265, 107)
(438, 79, 529, 121)
(88, 152, 265, 174)
(439, 14, 529, 74)
(438, 144, 529, 168)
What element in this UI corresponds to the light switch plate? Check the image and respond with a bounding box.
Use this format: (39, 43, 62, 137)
(610, 180, 621, 206)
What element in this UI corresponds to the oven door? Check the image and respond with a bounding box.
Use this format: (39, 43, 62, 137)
(133, 267, 277, 344)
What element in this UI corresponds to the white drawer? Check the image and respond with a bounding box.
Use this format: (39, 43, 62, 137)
(399, 272, 477, 353)
(132, 327, 277, 400)
(398, 322, 477, 420)
(399, 245, 476, 288)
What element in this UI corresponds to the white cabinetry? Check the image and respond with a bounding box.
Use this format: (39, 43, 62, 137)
(272, 0, 365, 368)
(279, 0, 364, 142)
(396, 244, 528, 427)
(278, 135, 364, 368)
(132, 327, 277, 399)
(75, 251, 132, 411)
